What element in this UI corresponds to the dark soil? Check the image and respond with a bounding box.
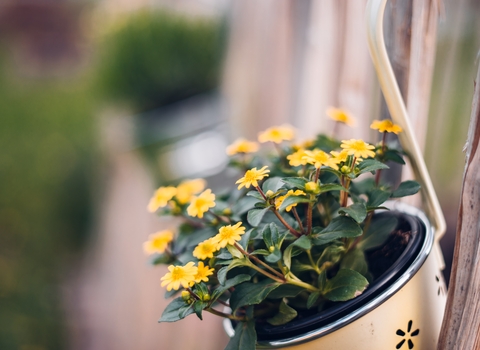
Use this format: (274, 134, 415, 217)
(366, 223, 412, 280)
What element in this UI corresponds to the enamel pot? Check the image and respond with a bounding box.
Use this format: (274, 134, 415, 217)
(224, 202, 447, 349)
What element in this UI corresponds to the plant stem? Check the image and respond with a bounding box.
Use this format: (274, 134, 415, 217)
(306, 249, 321, 274)
(187, 287, 200, 300)
(255, 185, 268, 201)
(340, 176, 351, 207)
(306, 194, 314, 235)
(208, 210, 231, 224)
(375, 132, 387, 186)
(249, 263, 285, 283)
(272, 209, 301, 237)
(286, 273, 319, 293)
(234, 243, 286, 281)
(215, 299, 230, 308)
(206, 308, 246, 321)
(292, 207, 305, 233)
(314, 167, 321, 183)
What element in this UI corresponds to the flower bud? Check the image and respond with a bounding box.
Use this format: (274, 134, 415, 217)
(340, 165, 350, 174)
(305, 181, 320, 195)
(181, 291, 191, 301)
(223, 208, 232, 216)
(265, 190, 274, 198)
(269, 246, 275, 253)
(203, 294, 211, 302)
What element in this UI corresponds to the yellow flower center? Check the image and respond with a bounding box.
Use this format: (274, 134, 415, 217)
(170, 266, 188, 281)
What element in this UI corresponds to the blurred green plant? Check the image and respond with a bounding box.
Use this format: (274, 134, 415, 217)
(97, 10, 224, 112)
(0, 62, 97, 349)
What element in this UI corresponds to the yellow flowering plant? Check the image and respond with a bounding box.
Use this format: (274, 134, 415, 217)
(144, 111, 420, 350)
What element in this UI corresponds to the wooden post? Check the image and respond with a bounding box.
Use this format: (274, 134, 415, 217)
(437, 64, 480, 349)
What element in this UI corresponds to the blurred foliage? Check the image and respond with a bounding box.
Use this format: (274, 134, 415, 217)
(426, 11, 480, 201)
(96, 10, 224, 112)
(0, 60, 97, 349)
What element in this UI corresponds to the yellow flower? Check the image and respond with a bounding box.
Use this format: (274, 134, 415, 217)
(331, 150, 362, 165)
(211, 222, 246, 248)
(147, 186, 177, 212)
(258, 125, 295, 144)
(194, 262, 215, 283)
(235, 166, 270, 189)
(226, 138, 259, 156)
(175, 179, 207, 204)
(187, 189, 216, 218)
(287, 149, 309, 167)
(275, 190, 306, 212)
(160, 262, 198, 291)
(341, 139, 376, 159)
(370, 119, 403, 134)
(330, 150, 350, 164)
(143, 230, 174, 255)
(303, 149, 339, 170)
(326, 107, 356, 126)
(193, 238, 218, 260)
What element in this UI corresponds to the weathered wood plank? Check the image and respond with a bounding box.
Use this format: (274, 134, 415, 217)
(437, 63, 480, 349)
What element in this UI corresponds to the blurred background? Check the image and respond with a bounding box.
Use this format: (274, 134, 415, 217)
(0, 0, 478, 349)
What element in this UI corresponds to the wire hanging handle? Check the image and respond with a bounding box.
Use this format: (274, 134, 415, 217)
(365, 0, 446, 241)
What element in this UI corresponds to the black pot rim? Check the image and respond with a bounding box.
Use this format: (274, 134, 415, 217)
(224, 202, 434, 348)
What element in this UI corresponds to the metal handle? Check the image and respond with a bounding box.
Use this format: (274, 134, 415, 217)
(365, 0, 446, 241)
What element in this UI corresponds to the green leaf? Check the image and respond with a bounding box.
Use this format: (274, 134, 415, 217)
(282, 236, 311, 270)
(237, 228, 252, 250)
(267, 300, 298, 325)
(357, 159, 389, 175)
(283, 245, 293, 270)
(265, 248, 282, 263)
(340, 248, 368, 276)
(338, 202, 367, 223)
(384, 149, 405, 164)
(350, 178, 375, 196)
(262, 177, 285, 193)
(307, 292, 321, 309)
(228, 257, 253, 270)
(315, 244, 345, 269)
(230, 279, 282, 311)
(193, 300, 208, 320)
(320, 183, 347, 193)
(367, 188, 391, 208)
(279, 195, 311, 212)
(159, 297, 194, 322)
(195, 282, 209, 296)
(312, 216, 362, 245)
(247, 207, 271, 227)
(227, 245, 244, 259)
(266, 285, 304, 299)
(281, 177, 308, 190)
(212, 274, 251, 302)
(292, 235, 312, 250)
(262, 223, 280, 248)
(225, 320, 257, 350)
(323, 269, 369, 301)
(358, 215, 398, 251)
(250, 249, 270, 256)
(150, 253, 174, 265)
(317, 271, 327, 290)
(217, 266, 229, 285)
(234, 196, 260, 215)
(391, 180, 421, 198)
(246, 191, 264, 200)
(314, 134, 341, 151)
(175, 227, 216, 251)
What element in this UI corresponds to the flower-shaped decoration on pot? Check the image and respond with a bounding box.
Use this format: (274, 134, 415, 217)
(396, 320, 420, 349)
